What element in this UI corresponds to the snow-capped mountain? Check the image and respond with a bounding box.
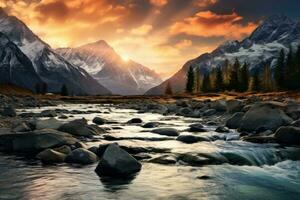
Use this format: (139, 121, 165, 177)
(146, 15, 300, 95)
(0, 8, 110, 95)
(56, 41, 162, 95)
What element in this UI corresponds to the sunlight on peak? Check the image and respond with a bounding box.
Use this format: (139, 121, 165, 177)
(122, 55, 130, 62)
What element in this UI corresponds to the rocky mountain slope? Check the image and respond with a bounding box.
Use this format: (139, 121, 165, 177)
(0, 9, 110, 95)
(146, 15, 300, 95)
(56, 41, 162, 95)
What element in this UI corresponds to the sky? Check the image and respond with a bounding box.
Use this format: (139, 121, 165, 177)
(1, 0, 300, 78)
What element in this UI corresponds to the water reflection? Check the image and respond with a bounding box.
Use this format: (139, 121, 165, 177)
(99, 173, 139, 192)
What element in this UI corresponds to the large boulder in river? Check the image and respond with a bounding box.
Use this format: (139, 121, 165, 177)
(58, 119, 104, 137)
(239, 103, 292, 132)
(176, 135, 209, 144)
(95, 144, 142, 176)
(226, 99, 244, 113)
(0, 129, 78, 152)
(127, 118, 143, 124)
(36, 149, 66, 164)
(92, 117, 107, 125)
(36, 118, 63, 130)
(226, 112, 244, 129)
(209, 100, 227, 112)
(274, 126, 300, 145)
(151, 128, 179, 136)
(65, 148, 98, 165)
(189, 123, 207, 132)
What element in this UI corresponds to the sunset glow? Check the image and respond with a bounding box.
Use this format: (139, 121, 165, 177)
(2, 0, 298, 78)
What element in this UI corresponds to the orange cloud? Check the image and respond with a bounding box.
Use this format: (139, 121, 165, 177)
(149, 0, 168, 7)
(195, 0, 218, 8)
(175, 39, 192, 49)
(170, 11, 258, 39)
(131, 24, 153, 35)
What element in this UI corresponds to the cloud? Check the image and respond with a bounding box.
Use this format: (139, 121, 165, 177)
(131, 24, 153, 35)
(175, 39, 192, 49)
(170, 11, 258, 39)
(195, 0, 218, 8)
(149, 0, 168, 7)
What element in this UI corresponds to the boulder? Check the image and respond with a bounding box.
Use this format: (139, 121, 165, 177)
(13, 123, 31, 132)
(189, 123, 207, 132)
(274, 126, 300, 145)
(36, 118, 63, 130)
(0, 129, 78, 152)
(36, 149, 66, 164)
(210, 100, 227, 112)
(151, 128, 179, 136)
(39, 110, 57, 117)
(203, 109, 217, 116)
(291, 120, 300, 128)
(148, 155, 177, 165)
(215, 126, 230, 133)
(65, 148, 98, 165)
(226, 99, 244, 113)
(142, 122, 159, 128)
(58, 119, 104, 137)
(226, 112, 244, 129)
(1, 106, 16, 117)
(178, 107, 193, 116)
(127, 118, 143, 124)
(53, 145, 72, 155)
(239, 103, 293, 132)
(92, 117, 107, 125)
(95, 144, 142, 176)
(58, 115, 68, 119)
(176, 135, 209, 144)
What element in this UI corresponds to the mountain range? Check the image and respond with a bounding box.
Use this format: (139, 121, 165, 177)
(56, 41, 162, 95)
(146, 15, 300, 95)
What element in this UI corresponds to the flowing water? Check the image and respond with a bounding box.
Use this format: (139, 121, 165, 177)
(0, 104, 300, 200)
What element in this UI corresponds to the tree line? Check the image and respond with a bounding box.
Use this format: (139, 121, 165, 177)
(35, 82, 69, 96)
(171, 45, 300, 95)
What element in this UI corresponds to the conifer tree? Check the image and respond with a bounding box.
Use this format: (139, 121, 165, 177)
(238, 62, 250, 92)
(194, 68, 201, 93)
(214, 67, 224, 92)
(251, 70, 261, 92)
(201, 74, 211, 93)
(262, 64, 274, 92)
(60, 84, 69, 96)
(228, 58, 240, 91)
(274, 49, 286, 90)
(165, 82, 173, 95)
(223, 59, 230, 88)
(186, 66, 195, 93)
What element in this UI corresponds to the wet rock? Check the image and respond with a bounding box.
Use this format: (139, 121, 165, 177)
(151, 128, 179, 136)
(92, 117, 107, 125)
(53, 145, 72, 155)
(203, 109, 216, 116)
(65, 148, 98, 165)
(242, 135, 276, 144)
(0, 129, 78, 152)
(178, 107, 193, 116)
(274, 126, 300, 145)
(127, 118, 143, 124)
(189, 123, 207, 132)
(142, 122, 159, 128)
(226, 112, 244, 129)
(133, 153, 152, 160)
(226, 99, 244, 113)
(291, 120, 300, 128)
(36, 149, 66, 164)
(215, 126, 230, 133)
(148, 155, 177, 165)
(239, 103, 293, 132)
(36, 118, 63, 130)
(58, 115, 68, 119)
(176, 135, 209, 144)
(58, 119, 104, 137)
(39, 110, 57, 117)
(95, 144, 142, 176)
(88, 146, 99, 155)
(13, 123, 31, 132)
(210, 100, 227, 112)
(197, 175, 211, 180)
(177, 154, 211, 166)
(1, 106, 16, 117)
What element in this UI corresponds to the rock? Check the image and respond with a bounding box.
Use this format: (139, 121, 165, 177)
(58, 119, 104, 137)
(151, 128, 179, 136)
(242, 135, 276, 144)
(92, 117, 107, 125)
(13, 123, 31, 132)
(274, 126, 300, 145)
(142, 122, 159, 128)
(291, 120, 300, 128)
(178, 107, 193, 116)
(239, 103, 293, 132)
(127, 118, 143, 124)
(65, 148, 98, 165)
(95, 144, 142, 176)
(1, 106, 16, 117)
(203, 109, 217, 116)
(176, 135, 209, 144)
(215, 126, 230, 133)
(210, 100, 227, 112)
(133, 153, 152, 160)
(177, 154, 211, 166)
(58, 115, 68, 119)
(36, 149, 66, 164)
(88, 146, 99, 155)
(39, 110, 57, 117)
(36, 118, 63, 130)
(148, 155, 177, 165)
(226, 112, 244, 129)
(53, 145, 72, 155)
(226, 99, 244, 113)
(0, 129, 78, 152)
(189, 123, 207, 132)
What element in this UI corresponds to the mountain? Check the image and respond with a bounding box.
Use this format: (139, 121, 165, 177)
(0, 8, 111, 95)
(56, 41, 162, 95)
(0, 32, 43, 90)
(146, 15, 300, 95)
